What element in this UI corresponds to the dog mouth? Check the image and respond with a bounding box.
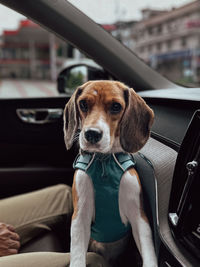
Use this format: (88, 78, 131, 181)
(80, 140, 111, 153)
(82, 147, 111, 154)
(82, 144, 109, 153)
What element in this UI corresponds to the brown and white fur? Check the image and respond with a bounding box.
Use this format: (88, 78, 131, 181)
(64, 81, 157, 267)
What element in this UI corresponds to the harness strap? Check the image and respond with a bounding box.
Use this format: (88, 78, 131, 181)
(113, 153, 135, 171)
(73, 153, 94, 171)
(73, 152, 136, 172)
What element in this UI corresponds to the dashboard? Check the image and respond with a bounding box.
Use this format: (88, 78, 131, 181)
(140, 92, 200, 150)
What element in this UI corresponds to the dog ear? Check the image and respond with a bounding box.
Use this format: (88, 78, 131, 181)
(63, 87, 82, 150)
(120, 88, 154, 153)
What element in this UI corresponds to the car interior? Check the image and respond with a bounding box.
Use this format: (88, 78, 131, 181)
(0, 0, 200, 266)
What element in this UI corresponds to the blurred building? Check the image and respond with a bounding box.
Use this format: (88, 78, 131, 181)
(131, 0, 200, 85)
(111, 21, 137, 48)
(0, 19, 78, 80)
(0, 20, 117, 81)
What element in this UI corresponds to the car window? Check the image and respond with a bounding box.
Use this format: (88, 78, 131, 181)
(0, 0, 199, 99)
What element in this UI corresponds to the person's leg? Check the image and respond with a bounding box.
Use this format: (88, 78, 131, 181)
(0, 252, 111, 267)
(0, 184, 73, 245)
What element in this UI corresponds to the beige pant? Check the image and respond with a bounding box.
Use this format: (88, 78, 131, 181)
(0, 252, 109, 267)
(0, 184, 110, 267)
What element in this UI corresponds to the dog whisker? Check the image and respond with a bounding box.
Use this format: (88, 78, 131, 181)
(72, 132, 80, 143)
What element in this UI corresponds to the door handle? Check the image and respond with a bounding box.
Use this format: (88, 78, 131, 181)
(16, 108, 63, 124)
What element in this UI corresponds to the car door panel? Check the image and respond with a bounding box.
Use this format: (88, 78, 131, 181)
(0, 96, 77, 198)
(0, 166, 73, 199)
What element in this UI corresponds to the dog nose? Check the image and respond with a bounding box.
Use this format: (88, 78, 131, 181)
(84, 129, 103, 144)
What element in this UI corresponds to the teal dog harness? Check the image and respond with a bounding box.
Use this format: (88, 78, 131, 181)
(73, 152, 136, 243)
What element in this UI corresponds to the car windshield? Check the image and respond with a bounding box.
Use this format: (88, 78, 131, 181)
(68, 0, 200, 88)
(0, 0, 199, 99)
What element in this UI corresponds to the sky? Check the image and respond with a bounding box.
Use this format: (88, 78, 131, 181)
(0, 0, 193, 34)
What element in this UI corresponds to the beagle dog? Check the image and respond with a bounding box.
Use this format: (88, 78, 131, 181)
(64, 81, 157, 267)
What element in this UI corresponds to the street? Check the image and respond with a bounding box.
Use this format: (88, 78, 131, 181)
(0, 79, 59, 98)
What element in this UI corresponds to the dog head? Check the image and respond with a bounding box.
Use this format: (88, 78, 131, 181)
(64, 80, 154, 153)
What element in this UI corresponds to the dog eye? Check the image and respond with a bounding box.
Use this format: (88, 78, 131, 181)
(79, 100, 88, 112)
(110, 102, 122, 114)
